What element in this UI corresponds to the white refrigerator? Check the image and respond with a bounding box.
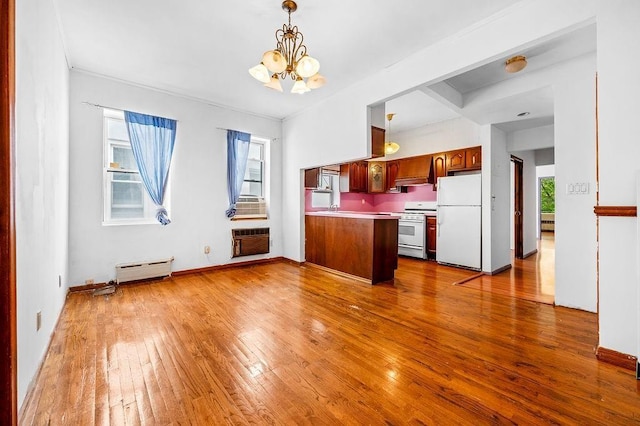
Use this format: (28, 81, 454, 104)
(436, 174, 482, 270)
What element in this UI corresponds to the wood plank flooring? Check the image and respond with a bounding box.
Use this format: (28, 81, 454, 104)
(461, 232, 555, 305)
(20, 256, 640, 425)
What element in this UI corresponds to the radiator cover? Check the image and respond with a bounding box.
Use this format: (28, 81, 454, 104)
(232, 228, 270, 257)
(115, 257, 174, 284)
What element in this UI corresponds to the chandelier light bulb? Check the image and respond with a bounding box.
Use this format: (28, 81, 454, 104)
(264, 74, 284, 92)
(248, 63, 271, 83)
(295, 55, 320, 78)
(262, 50, 287, 73)
(306, 73, 326, 89)
(291, 77, 310, 94)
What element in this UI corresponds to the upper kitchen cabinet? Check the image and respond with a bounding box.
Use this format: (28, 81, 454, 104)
(386, 161, 399, 191)
(371, 126, 385, 158)
(340, 161, 368, 193)
(368, 161, 386, 193)
(430, 153, 447, 185)
(395, 155, 432, 186)
(446, 149, 466, 171)
(304, 167, 321, 189)
(465, 146, 482, 170)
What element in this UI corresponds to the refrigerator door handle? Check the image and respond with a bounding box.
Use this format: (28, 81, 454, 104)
(437, 211, 442, 237)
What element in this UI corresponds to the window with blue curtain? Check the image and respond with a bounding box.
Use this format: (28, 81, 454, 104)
(123, 111, 177, 225)
(226, 130, 252, 218)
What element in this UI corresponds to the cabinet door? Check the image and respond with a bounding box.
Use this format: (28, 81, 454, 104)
(371, 126, 385, 158)
(340, 162, 368, 193)
(447, 149, 466, 171)
(431, 153, 447, 184)
(357, 161, 369, 192)
(386, 161, 399, 191)
(426, 216, 437, 257)
(368, 162, 386, 193)
(304, 168, 320, 189)
(465, 146, 482, 170)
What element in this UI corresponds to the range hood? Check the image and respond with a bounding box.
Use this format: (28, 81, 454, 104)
(394, 155, 433, 186)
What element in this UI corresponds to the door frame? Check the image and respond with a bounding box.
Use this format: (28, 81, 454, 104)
(511, 155, 524, 259)
(1, 0, 17, 423)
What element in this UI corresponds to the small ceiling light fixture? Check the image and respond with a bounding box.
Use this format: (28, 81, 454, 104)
(385, 113, 400, 155)
(249, 0, 325, 94)
(517, 111, 530, 117)
(505, 55, 527, 73)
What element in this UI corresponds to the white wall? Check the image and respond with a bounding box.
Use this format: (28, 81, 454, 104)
(15, 0, 70, 407)
(596, 0, 640, 355)
(385, 117, 481, 160)
(282, 0, 597, 264)
(68, 71, 282, 285)
(488, 127, 512, 272)
(553, 54, 597, 313)
(507, 125, 554, 152)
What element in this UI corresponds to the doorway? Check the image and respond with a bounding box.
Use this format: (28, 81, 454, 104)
(511, 156, 524, 259)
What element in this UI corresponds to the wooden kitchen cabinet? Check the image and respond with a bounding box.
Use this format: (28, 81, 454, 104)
(340, 161, 368, 193)
(304, 167, 321, 189)
(368, 161, 386, 193)
(465, 146, 482, 170)
(430, 153, 447, 185)
(447, 149, 466, 171)
(386, 160, 399, 191)
(426, 216, 437, 259)
(371, 126, 385, 158)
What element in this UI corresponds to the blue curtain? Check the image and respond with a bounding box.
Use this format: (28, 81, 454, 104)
(225, 130, 252, 218)
(124, 111, 177, 225)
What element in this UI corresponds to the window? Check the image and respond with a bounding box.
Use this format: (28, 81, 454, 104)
(241, 140, 265, 197)
(103, 110, 167, 225)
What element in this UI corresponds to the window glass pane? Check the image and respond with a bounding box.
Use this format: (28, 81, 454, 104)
(112, 172, 141, 182)
(244, 159, 263, 182)
(248, 143, 262, 160)
(240, 181, 262, 197)
(107, 118, 129, 141)
(111, 146, 138, 170)
(112, 181, 144, 207)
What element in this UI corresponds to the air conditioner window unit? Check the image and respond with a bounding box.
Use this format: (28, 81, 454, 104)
(235, 197, 267, 219)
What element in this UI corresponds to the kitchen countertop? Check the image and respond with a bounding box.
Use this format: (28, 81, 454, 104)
(305, 211, 400, 220)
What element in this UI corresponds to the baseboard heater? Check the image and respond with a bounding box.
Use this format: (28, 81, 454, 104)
(232, 228, 270, 257)
(115, 257, 174, 284)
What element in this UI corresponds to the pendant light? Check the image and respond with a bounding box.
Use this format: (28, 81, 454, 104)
(385, 113, 400, 155)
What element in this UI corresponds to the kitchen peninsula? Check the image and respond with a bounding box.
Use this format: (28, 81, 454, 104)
(305, 211, 399, 284)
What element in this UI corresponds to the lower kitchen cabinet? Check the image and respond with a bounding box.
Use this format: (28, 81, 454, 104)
(426, 216, 437, 259)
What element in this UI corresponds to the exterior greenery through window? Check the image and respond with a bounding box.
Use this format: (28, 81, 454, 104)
(103, 109, 167, 224)
(540, 177, 555, 213)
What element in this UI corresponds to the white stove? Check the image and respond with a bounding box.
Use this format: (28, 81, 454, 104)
(398, 201, 437, 259)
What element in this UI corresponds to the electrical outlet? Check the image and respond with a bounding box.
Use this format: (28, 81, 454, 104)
(85, 279, 94, 285)
(204, 245, 211, 254)
(36, 311, 41, 331)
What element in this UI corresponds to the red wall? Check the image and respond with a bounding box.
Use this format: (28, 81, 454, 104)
(305, 184, 437, 212)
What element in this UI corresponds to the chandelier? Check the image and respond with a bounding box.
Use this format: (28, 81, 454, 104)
(385, 113, 400, 155)
(248, 0, 325, 94)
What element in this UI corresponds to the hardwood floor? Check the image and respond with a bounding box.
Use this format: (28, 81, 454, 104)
(461, 232, 555, 305)
(20, 257, 640, 425)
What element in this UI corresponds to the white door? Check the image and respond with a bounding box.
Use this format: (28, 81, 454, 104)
(436, 205, 481, 269)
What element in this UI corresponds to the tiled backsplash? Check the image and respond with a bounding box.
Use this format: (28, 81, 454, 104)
(305, 184, 437, 212)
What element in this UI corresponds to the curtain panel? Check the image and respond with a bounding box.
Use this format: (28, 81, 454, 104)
(124, 111, 177, 225)
(226, 130, 252, 218)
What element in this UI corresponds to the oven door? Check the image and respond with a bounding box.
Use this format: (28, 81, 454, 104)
(398, 219, 426, 258)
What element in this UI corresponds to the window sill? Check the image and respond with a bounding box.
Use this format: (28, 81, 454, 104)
(102, 219, 163, 226)
(231, 215, 268, 221)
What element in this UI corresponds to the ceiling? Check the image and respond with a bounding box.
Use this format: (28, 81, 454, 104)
(385, 24, 596, 135)
(54, 0, 517, 120)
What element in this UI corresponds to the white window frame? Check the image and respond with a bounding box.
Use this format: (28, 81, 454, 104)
(102, 109, 169, 226)
(233, 137, 269, 220)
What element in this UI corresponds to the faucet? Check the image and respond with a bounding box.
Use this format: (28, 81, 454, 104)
(329, 204, 339, 212)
